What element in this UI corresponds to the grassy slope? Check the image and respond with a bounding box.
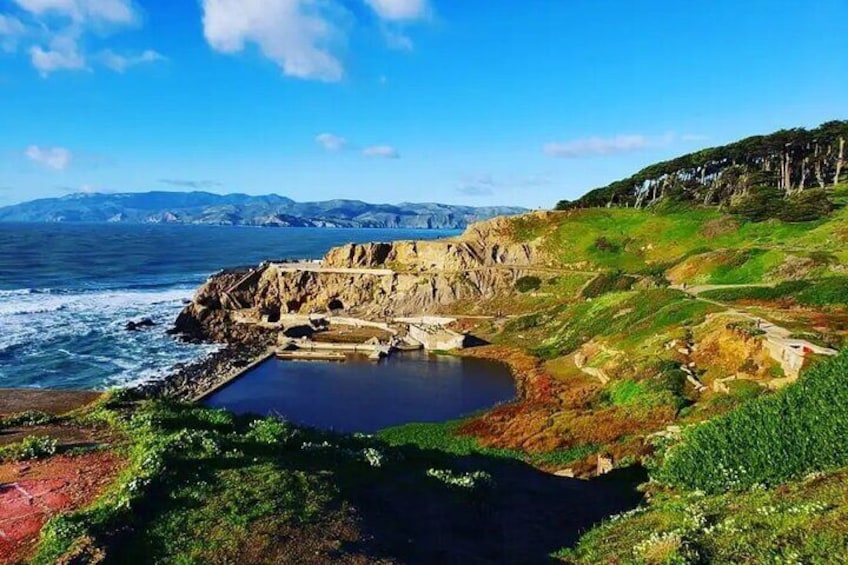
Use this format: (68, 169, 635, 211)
(563, 351, 848, 564)
(25, 394, 642, 564)
(390, 194, 848, 471)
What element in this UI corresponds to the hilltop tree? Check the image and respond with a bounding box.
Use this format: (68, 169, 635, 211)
(561, 121, 848, 212)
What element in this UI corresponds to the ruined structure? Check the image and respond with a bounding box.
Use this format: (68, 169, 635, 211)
(173, 215, 545, 346)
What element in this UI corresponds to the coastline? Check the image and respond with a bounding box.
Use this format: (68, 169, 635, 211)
(133, 342, 273, 401)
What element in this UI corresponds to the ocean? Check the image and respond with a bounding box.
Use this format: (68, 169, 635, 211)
(0, 223, 457, 390)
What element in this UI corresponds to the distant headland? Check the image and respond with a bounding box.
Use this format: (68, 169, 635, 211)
(0, 191, 527, 230)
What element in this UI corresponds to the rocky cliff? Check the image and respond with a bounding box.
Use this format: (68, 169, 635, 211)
(173, 215, 544, 344)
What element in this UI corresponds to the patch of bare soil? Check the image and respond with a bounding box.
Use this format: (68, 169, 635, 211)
(0, 390, 101, 417)
(312, 326, 393, 344)
(0, 451, 124, 564)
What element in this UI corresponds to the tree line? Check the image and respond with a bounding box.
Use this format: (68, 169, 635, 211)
(558, 120, 847, 211)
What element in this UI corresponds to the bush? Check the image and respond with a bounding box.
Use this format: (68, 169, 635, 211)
(796, 277, 848, 306)
(779, 189, 834, 222)
(702, 280, 809, 302)
(593, 236, 621, 253)
(1, 435, 58, 461)
(730, 186, 784, 222)
(731, 186, 833, 223)
(658, 350, 848, 493)
(0, 410, 54, 429)
(246, 417, 295, 445)
(702, 278, 848, 307)
(514, 276, 542, 293)
(581, 271, 636, 298)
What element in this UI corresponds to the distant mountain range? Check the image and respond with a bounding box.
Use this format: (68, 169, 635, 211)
(0, 192, 527, 229)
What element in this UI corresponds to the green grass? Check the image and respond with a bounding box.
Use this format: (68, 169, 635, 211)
(704, 248, 785, 285)
(701, 277, 848, 307)
(701, 281, 810, 302)
(379, 419, 523, 459)
(608, 380, 647, 406)
(529, 289, 716, 359)
(33, 396, 514, 564)
(559, 468, 848, 564)
(657, 349, 848, 493)
(379, 419, 597, 468)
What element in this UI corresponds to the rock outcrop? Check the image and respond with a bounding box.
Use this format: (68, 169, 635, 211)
(173, 218, 542, 344)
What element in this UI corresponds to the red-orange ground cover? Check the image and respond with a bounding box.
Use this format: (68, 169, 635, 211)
(0, 451, 123, 564)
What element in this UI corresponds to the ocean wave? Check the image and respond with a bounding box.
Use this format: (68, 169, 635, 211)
(0, 283, 214, 390)
(0, 287, 193, 316)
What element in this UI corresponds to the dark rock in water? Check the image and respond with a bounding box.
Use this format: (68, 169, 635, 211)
(133, 343, 270, 401)
(126, 318, 156, 331)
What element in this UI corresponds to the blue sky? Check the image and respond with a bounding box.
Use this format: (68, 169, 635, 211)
(0, 0, 846, 209)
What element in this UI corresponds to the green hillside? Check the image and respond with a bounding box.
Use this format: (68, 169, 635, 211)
(5, 137, 848, 563)
(559, 120, 847, 210)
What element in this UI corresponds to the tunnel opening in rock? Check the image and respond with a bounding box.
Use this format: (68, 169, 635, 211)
(264, 306, 281, 323)
(328, 298, 344, 312)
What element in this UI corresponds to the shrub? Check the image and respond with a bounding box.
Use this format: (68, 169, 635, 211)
(796, 277, 848, 306)
(581, 271, 637, 298)
(246, 417, 294, 445)
(703, 278, 848, 307)
(731, 186, 833, 223)
(658, 350, 848, 493)
(779, 189, 834, 222)
(515, 276, 542, 293)
(1, 435, 58, 461)
(701, 281, 809, 302)
(426, 468, 492, 489)
(0, 410, 54, 429)
(593, 236, 621, 253)
(730, 186, 785, 222)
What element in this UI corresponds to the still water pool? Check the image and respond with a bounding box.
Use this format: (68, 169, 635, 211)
(203, 352, 516, 433)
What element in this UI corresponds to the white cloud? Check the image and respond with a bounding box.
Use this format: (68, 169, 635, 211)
(0, 14, 27, 52)
(25, 145, 73, 170)
(456, 173, 552, 197)
(10, 0, 160, 75)
(362, 145, 399, 159)
(681, 133, 709, 142)
(99, 49, 164, 72)
(315, 132, 347, 151)
(364, 0, 428, 21)
(382, 28, 413, 50)
(543, 133, 677, 159)
(457, 174, 496, 196)
(544, 135, 649, 158)
(28, 30, 86, 74)
(202, 0, 345, 82)
(13, 0, 136, 25)
(159, 179, 223, 189)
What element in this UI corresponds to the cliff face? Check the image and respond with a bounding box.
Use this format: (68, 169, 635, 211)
(174, 216, 541, 343)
